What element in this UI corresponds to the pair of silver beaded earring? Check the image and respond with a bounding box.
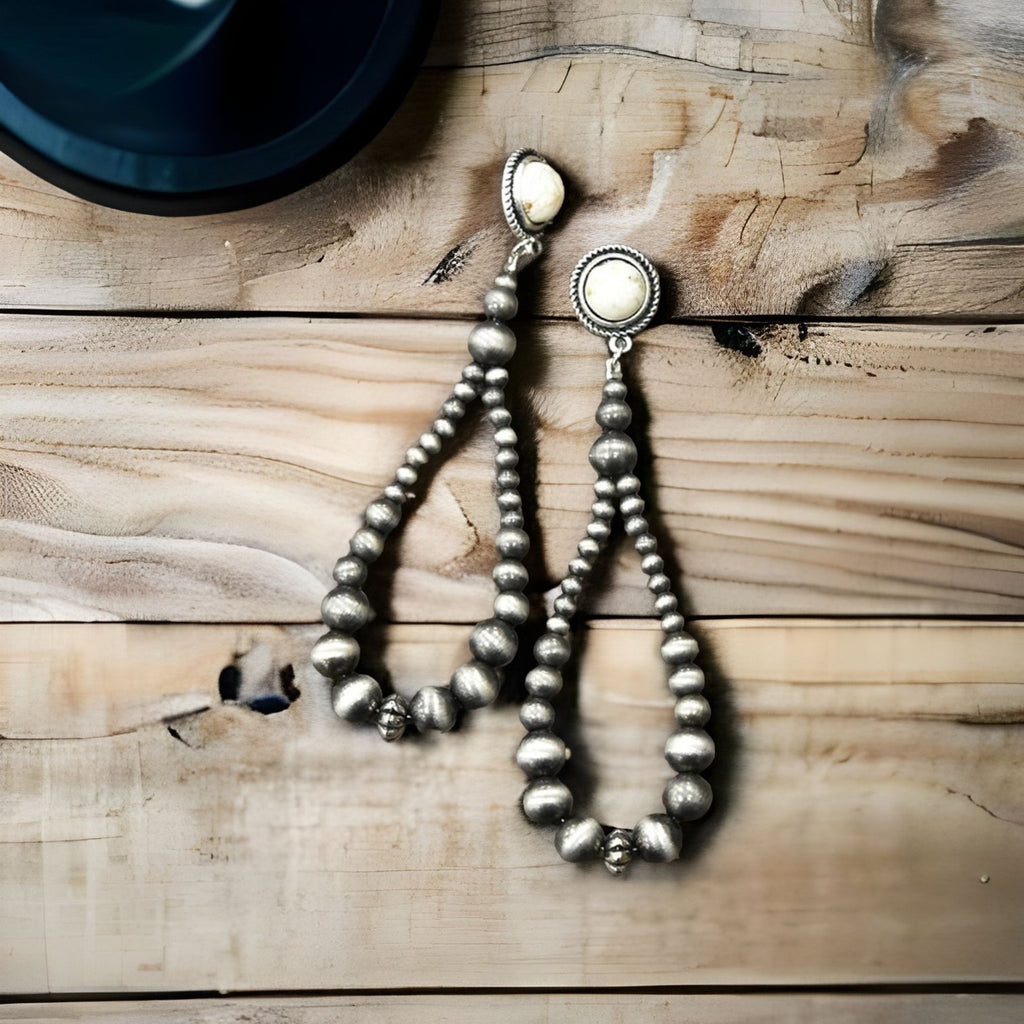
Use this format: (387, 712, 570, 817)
(312, 150, 714, 876)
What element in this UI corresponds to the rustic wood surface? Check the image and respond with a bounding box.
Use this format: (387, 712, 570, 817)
(1, 620, 1022, 993)
(2, 994, 1023, 1024)
(1, 0, 1023, 316)
(2, 315, 1022, 622)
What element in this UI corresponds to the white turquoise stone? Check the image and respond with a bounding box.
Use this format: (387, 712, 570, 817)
(583, 257, 648, 322)
(514, 159, 564, 228)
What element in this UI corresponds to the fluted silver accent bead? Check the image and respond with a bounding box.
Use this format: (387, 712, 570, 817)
(602, 829, 633, 876)
(376, 694, 410, 741)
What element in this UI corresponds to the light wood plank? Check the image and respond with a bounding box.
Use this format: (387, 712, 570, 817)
(2, 315, 1023, 621)
(1, 620, 1022, 992)
(1, 1, 1022, 315)
(2, 993, 1022, 1024)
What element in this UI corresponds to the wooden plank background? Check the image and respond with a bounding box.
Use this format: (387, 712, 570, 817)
(1, 0, 1023, 1018)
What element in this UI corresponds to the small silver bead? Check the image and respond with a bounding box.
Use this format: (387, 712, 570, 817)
(586, 520, 611, 543)
(663, 773, 713, 821)
(654, 593, 678, 616)
(635, 533, 658, 555)
(669, 664, 706, 696)
(593, 477, 617, 499)
(525, 666, 562, 698)
(553, 594, 577, 618)
(494, 271, 517, 291)
(516, 730, 567, 777)
(365, 498, 402, 535)
(616, 474, 641, 495)
(620, 495, 645, 518)
(495, 447, 520, 469)
(493, 590, 530, 625)
(641, 553, 664, 576)
(591, 499, 616, 521)
(311, 632, 360, 679)
(577, 537, 600, 561)
(332, 555, 367, 587)
(603, 829, 634, 875)
(546, 615, 571, 635)
(665, 728, 716, 772)
(496, 526, 529, 559)
(483, 286, 518, 321)
(450, 660, 501, 709)
(419, 431, 442, 456)
(405, 445, 429, 468)
(534, 633, 571, 667)
(519, 697, 555, 731)
(462, 362, 485, 383)
(410, 685, 459, 733)
(568, 557, 592, 577)
(561, 576, 583, 598)
(493, 559, 528, 591)
(331, 674, 382, 722)
(442, 397, 466, 420)
(482, 386, 504, 407)
(624, 515, 649, 537)
(555, 817, 605, 862)
(604, 380, 628, 400)
(469, 321, 517, 366)
(376, 694, 410, 741)
(485, 367, 509, 388)
(497, 491, 522, 511)
(383, 483, 409, 505)
(501, 510, 525, 528)
(433, 418, 456, 439)
(453, 380, 477, 403)
(589, 431, 638, 476)
(596, 399, 632, 430)
(633, 814, 683, 863)
(488, 407, 512, 428)
(321, 586, 371, 632)
(661, 612, 686, 635)
(395, 465, 418, 487)
(349, 527, 385, 563)
(674, 693, 711, 727)
(647, 573, 671, 595)
(494, 426, 518, 447)
(662, 632, 699, 665)
(469, 618, 518, 667)
(521, 777, 573, 824)
(497, 469, 520, 490)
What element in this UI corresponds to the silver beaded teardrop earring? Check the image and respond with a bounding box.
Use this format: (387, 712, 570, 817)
(312, 149, 565, 741)
(516, 245, 714, 875)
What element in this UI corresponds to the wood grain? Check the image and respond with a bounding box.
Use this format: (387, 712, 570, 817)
(1, 0, 1023, 316)
(1, 620, 1021, 993)
(2, 315, 1022, 621)
(2, 994, 1022, 1024)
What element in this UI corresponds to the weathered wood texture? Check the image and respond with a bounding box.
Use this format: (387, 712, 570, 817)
(2, 994, 1023, 1024)
(2, 315, 1022, 622)
(2, 620, 1022, 993)
(1, 0, 1023, 316)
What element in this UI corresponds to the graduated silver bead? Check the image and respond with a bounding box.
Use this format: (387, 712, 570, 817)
(654, 593, 678, 616)
(453, 380, 477, 403)
(468, 321, 517, 366)
(500, 510, 524, 528)
(567, 557, 592, 578)
(485, 367, 509, 388)
(561, 576, 583, 598)
(635, 533, 658, 555)
(410, 686, 459, 732)
(555, 817, 605, 862)
(633, 814, 683, 863)
(534, 633, 571, 667)
(553, 594, 577, 618)
(546, 615, 571, 635)
(665, 728, 716, 772)
(593, 477, 617, 499)
(497, 491, 522, 511)
(616, 474, 641, 495)
(586, 520, 611, 543)
(395, 465, 418, 487)
(332, 555, 368, 586)
(321, 586, 370, 633)
(450, 660, 501, 709)
(647, 573, 671, 594)
(383, 483, 409, 505)
(624, 515, 649, 537)
(662, 632, 699, 665)
(405, 445, 429, 468)
(641, 554, 664, 575)
(488, 402, 512, 427)
(668, 664, 705, 695)
(494, 447, 519, 469)
(483, 285, 518, 321)
(493, 559, 529, 591)
(493, 590, 530, 625)
(596, 399, 632, 430)
(497, 469, 520, 490)
(469, 618, 518, 667)
(524, 666, 562, 698)
(604, 380, 628, 400)
(588, 431, 638, 476)
(516, 730, 567, 777)
(495, 526, 529, 559)
(331, 674, 382, 722)
(519, 697, 556, 731)
(663, 773, 713, 821)
(493, 426, 518, 447)
(441, 397, 466, 420)
(577, 537, 600, 561)
(462, 362, 485, 384)
(349, 527, 385, 563)
(419, 431, 442, 456)
(620, 495, 645, 518)
(660, 612, 686, 635)
(365, 498, 402, 535)
(591, 499, 616, 521)
(433, 418, 456, 439)
(522, 777, 573, 824)
(674, 693, 711, 727)
(311, 632, 360, 679)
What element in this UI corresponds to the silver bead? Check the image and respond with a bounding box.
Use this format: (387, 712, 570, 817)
(635, 533, 658, 555)
(546, 615, 571, 635)
(383, 483, 409, 505)
(661, 612, 686, 635)
(442, 397, 466, 421)
(450, 660, 501, 709)
(497, 490, 522, 511)
(469, 617, 518, 667)
(516, 730, 567, 777)
(602, 829, 633, 875)
(332, 555, 367, 586)
(395, 464, 418, 487)
(553, 594, 577, 618)
(654, 593, 678, 616)
(669, 664, 705, 696)
(577, 537, 600, 561)
(453, 380, 477, 403)
(641, 553, 664, 575)
(419, 431, 442, 456)
(674, 694, 711, 727)
(593, 477, 617, 499)
(489, 407, 512, 428)
(591, 499, 616, 521)
(588, 431, 638, 476)
(555, 817, 605, 862)
(433, 417, 456, 439)
(365, 498, 402, 535)
(596, 399, 632, 430)
(604, 380, 628, 400)
(493, 559, 528, 591)
(462, 362, 485, 383)
(481, 386, 504, 408)
(469, 321, 517, 366)
(495, 446, 519, 469)
(663, 773, 713, 821)
(405, 445, 429, 468)
(662, 632, 699, 665)
(349, 527, 384, 563)
(620, 495, 645, 518)
(331, 674, 382, 722)
(647, 573, 671, 594)
(534, 633, 571, 667)
(494, 271, 517, 291)
(494, 426, 518, 447)
(376, 694, 410, 741)
(521, 777, 573, 824)
(410, 685, 459, 732)
(665, 728, 715, 772)
(525, 666, 562, 698)
(633, 814, 683, 863)
(501, 510, 525, 528)
(624, 515, 649, 537)
(483, 286, 518, 321)
(485, 367, 509, 388)
(561, 576, 582, 598)
(519, 696, 555, 731)
(568, 557, 592, 577)
(311, 631, 360, 679)
(586, 520, 611, 542)
(497, 469, 520, 490)
(616, 474, 641, 495)
(321, 586, 371, 632)
(495, 526, 529, 559)
(493, 590, 530, 625)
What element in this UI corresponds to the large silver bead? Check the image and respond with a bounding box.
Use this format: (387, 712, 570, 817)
(410, 686, 459, 733)
(468, 321, 517, 366)
(349, 527, 385, 563)
(493, 590, 530, 625)
(662, 632, 699, 665)
(376, 694, 410, 741)
(663, 773, 713, 821)
(331, 674, 382, 722)
(469, 618, 518, 667)
(495, 526, 530, 559)
(664, 728, 716, 772)
(525, 666, 562, 698)
(493, 559, 529, 591)
(596, 398, 632, 430)
(519, 696, 555, 731)
(516, 730, 567, 777)
(668, 664, 705, 695)
(450, 660, 501, 709)
(555, 817, 605, 863)
(534, 633, 571, 667)
(633, 814, 683, 862)
(674, 693, 711, 727)
(311, 632, 360, 679)
(332, 555, 367, 586)
(521, 777, 573, 823)
(602, 828, 634, 876)
(588, 431, 638, 476)
(320, 586, 370, 633)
